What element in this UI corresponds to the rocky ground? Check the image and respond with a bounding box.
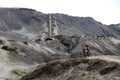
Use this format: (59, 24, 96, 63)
(21, 55, 120, 80)
(0, 33, 70, 80)
(0, 33, 120, 80)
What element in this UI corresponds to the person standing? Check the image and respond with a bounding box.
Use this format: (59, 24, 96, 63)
(82, 45, 90, 57)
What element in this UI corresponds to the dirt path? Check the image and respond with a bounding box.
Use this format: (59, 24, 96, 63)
(86, 55, 120, 63)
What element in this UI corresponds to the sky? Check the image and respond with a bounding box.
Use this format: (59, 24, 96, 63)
(0, 0, 120, 25)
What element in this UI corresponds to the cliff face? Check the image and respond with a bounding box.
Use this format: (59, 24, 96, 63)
(109, 24, 120, 39)
(0, 8, 117, 39)
(0, 8, 48, 39)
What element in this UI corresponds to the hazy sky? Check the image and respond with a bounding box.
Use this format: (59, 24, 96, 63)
(0, 0, 120, 25)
